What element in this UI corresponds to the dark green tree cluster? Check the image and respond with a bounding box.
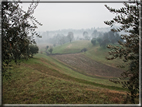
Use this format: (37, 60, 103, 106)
(100, 31, 122, 48)
(2, 1, 42, 77)
(49, 47, 53, 54)
(91, 31, 122, 48)
(104, 1, 140, 103)
(28, 45, 39, 58)
(91, 38, 96, 46)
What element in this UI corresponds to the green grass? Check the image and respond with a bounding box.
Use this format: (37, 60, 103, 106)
(35, 54, 124, 88)
(84, 45, 129, 70)
(3, 40, 137, 104)
(52, 40, 129, 69)
(52, 40, 92, 54)
(3, 55, 131, 104)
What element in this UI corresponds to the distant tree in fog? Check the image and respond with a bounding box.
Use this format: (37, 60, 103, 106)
(91, 38, 97, 46)
(59, 36, 65, 45)
(96, 38, 103, 44)
(67, 32, 74, 43)
(91, 29, 98, 38)
(83, 31, 90, 40)
(46, 46, 49, 51)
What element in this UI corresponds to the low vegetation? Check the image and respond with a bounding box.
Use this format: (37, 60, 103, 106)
(3, 54, 132, 104)
(3, 40, 138, 104)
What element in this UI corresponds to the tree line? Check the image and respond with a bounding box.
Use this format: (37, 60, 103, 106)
(91, 31, 123, 48)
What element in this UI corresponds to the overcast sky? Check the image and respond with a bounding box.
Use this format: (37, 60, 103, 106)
(20, 2, 125, 32)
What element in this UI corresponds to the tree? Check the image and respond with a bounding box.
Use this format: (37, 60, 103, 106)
(91, 38, 96, 46)
(96, 38, 103, 45)
(49, 47, 53, 54)
(91, 29, 98, 38)
(81, 48, 87, 52)
(100, 39, 109, 48)
(29, 45, 39, 57)
(67, 32, 74, 43)
(2, 1, 42, 77)
(104, 1, 140, 103)
(83, 31, 90, 40)
(46, 46, 49, 51)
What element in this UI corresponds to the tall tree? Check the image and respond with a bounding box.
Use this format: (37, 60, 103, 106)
(104, 1, 141, 103)
(2, 1, 42, 77)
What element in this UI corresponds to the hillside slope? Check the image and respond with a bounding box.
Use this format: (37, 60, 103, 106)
(52, 40, 92, 54)
(52, 40, 128, 69)
(3, 54, 132, 104)
(3, 40, 135, 104)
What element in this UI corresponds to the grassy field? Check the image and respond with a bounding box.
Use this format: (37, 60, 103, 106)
(52, 40, 92, 54)
(3, 40, 138, 104)
(52, 40, 129, 70)
(3, 54, 130, 104)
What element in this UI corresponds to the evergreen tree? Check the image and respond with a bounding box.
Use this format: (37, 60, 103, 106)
(104, 1, 141, 103)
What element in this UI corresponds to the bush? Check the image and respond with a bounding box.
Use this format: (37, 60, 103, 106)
(81, 48, 87, 52)
(91, 38, 96, 46)
(49, 48, 53, 54)
(29, 45, 39, 57)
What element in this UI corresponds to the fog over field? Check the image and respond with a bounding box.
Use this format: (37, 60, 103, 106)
(35, 27, 111, 43)
(19, 2, 125, 46)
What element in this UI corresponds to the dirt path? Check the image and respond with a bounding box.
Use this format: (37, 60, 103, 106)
(52, 53, 124, 78)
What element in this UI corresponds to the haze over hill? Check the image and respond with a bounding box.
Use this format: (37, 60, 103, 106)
(35, 27, 111, 45)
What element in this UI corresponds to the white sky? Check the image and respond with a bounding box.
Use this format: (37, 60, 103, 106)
(20, 1, 125, 32)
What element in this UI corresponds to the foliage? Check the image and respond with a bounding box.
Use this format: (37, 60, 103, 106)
(91, 29, 98, 38)
(99, 31, 122, 48)
(80, 48, 87, 52)
(91, 38, 97, 46)
(67, 32, 74, 43)
(49, 47, 53, 54)
(100, 39, 109, 48)
(104, 1, 140, 103)
(2, 1, 42, 77)
(29, 45, 39, 57)
(83, 31, 90, 40)
(46, 46, 49, 51)
(96, 38, 103, 44)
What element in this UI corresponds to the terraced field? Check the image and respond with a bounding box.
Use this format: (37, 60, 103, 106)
(52, 53, 124, 78)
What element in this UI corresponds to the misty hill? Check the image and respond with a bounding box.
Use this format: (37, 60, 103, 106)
(52, 40, 128, 70)
(35, 27, 112, 45)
